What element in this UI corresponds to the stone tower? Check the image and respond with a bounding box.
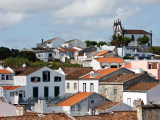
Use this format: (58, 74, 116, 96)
(113, 19, 123, 36)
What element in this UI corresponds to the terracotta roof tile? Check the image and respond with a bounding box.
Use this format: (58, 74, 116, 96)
(64, 39, 76, 43)
(0, 69, 12, 74)
(65, 68, 93, 79)
(123, 29, 151, 34)
(94, 51, 109, 56)
(10, 67, 42, 76)
(95, 57, 125, 64)
(58, 92, 93, 106)
(2, 86, 22, 90)
(0, 113, 72, 120)
(44, 38, 57, 43)
(80, 68, 119, 79)
(93, 101, 120, 111)
(102, 73, 141, 82)
(126, 82, 160, 91)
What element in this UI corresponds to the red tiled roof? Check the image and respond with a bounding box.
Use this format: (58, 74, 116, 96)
(2, 86, 22, 90)
(65, 68, 93, 80)
(0, 69, 12, 74)
(69, 47, 79, 51)
(95, 57, 125, 64)
(57, 49, 65, 52)
(94, 51, 109, 56)
(64, 39, 76, 44)
(80, 68, 119, 79)
(58, 92, 93, 106)
(102, 73, 141, 82)
(93, 101, 120, 111)
(123, 29, 151, 34)
(126, 82, 160, 91)
(44, 38, 57, 43)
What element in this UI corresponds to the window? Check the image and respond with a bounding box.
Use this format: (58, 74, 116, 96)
(105, 89, 107, 96)
(1, 74, 5, 80)
(10, 92, 14, 97)
(149, 63, 152, 69)
(43, 71, 50, 82)
(31, 77, 40, 82)
(41, 54, 43, 57)
(38, 54, 41, 57)
(15, 91, 18, 96)
(44, 87, 49, 97)
(67, 83, 70, 89)
(6, 75, 12, 80)
(90, 83, 94, 92)
(33, 87, 38, 97)
(91, 100, 94, 104)
(48, 42, 51, 44)
(127, 98, 131, 106)
(74, 83, 77, 90)
(126, 54, 131, 57)
(83, 83, 86, 92)
(54, 77, 61, 82)
(114, 89, 117, 95)
(131, 35, 134, 41)
(142, 54, 145, 57)
(48, 53, 52, 57)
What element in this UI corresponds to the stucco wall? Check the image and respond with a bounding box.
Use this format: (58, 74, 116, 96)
(65, 80, 79, 94)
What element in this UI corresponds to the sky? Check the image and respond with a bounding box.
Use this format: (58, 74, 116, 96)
(0, 0, 160, 50)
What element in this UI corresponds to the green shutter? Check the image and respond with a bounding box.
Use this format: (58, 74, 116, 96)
(48, 71, 50, 81)
(31, 77, 34, 82)
(38, 77, 40, 82)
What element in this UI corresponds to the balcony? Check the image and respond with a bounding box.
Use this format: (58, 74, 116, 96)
(19, 96, 67, 104)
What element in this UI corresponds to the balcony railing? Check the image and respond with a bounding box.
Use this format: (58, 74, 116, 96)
(19, 96, 67, 104)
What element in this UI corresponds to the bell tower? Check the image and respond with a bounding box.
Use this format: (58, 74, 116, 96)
(113, 19, 123, 36)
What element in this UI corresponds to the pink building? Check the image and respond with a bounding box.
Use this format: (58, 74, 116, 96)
(124, 61, 160, 82)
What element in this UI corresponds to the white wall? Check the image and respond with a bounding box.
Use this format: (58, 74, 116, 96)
(62, 39, 86, 48)
(101, 45, 116, 51)
(14, 76, 27, 86)
(123, 91, 147, 107)
(0, 73, 14, 85)
(0, 86, 4, 97)
(90, 59, 101, 70)
(147, 84, 160, 104)
(47, 37, 66, 48)
(26, 67, 65, 98)
(36, 52, 56, 62)
(79, 79, 99, 93)
(65, 80, 79, 94)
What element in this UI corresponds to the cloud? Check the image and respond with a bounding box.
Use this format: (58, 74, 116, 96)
(5, 36, 33, 42)
(135, 20, 152, 29)
(0, 12, 30, 31)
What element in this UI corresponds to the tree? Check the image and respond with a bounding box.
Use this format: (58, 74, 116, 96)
(148, 46, 160, 55)
(90, 41, 97, 46)
(17, 51, 38, 62)
(4, 57, 31, 67)
(85, 40, 91, 47)
(110, 35, 131, 47)
(97, 41, 107, 47)
(139, 35, 150, 46)
(0, 47, 12, 60)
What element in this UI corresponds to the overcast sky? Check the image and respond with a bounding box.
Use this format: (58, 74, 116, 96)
(0, 0, 160, 50)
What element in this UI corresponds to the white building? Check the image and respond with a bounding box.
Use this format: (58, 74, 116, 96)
(9, 66, 65, 107)
(35, 51, 55, 62)
(123, 82, 160, 107)
(0, 66, 14, 85)
(62, 39, 86, 48)
(83, 57, 125, 70)
(117, 46, 153, 59)
(0, 60, 4, 66)
(44, 37, 66, 48)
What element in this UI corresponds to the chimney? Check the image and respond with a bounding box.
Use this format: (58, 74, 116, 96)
(22, 63, 26, 68)
(89, 108, 92, 115)
(90, 71, 94, 78)
(16, 105, 26, 116)
(133, 99, 144, 111)
(42, 39, 43, 44)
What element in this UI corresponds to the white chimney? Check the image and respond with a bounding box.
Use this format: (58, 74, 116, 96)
(89, 108, 92, 115)
(90, 71, 94, 78)
(82, 53, 87, 61)
(22, 63, 26, 68)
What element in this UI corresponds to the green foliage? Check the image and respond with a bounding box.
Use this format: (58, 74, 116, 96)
(0, 47, 12, 60)
(90, 41, 97, 46)
(148, 46, 160, 55)
(139, 35, 150, 45)
(110, 35, 131, 47)
(85, 40, 91, 47)
(123, 56, 133, 59)
(4, 57, 31, 67)
(97, 41, 107, 47)
(17, 51, 38, 62)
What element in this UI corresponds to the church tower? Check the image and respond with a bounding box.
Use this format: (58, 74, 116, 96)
(113, 19, 123, 36)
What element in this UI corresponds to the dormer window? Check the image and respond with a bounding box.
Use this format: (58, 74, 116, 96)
(90, 71, 94, 78)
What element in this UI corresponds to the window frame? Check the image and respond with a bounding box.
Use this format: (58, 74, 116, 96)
(74, 83, 77, 90)
(1, 74, 5, 80)
(43, 71, 50, 82)
(54, 76, 61, 82)
(90, 83, 94, 92)
(67, 83, 70, 89)
(91, 100, 94, 104)
(114, 89, 117, 95)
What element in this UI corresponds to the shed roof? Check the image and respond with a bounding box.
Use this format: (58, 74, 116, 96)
(123, 29, 151, 34)
(95, 57, 125, 64)
(0, 69, 12, 74)
(2, 86, 22, 90)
